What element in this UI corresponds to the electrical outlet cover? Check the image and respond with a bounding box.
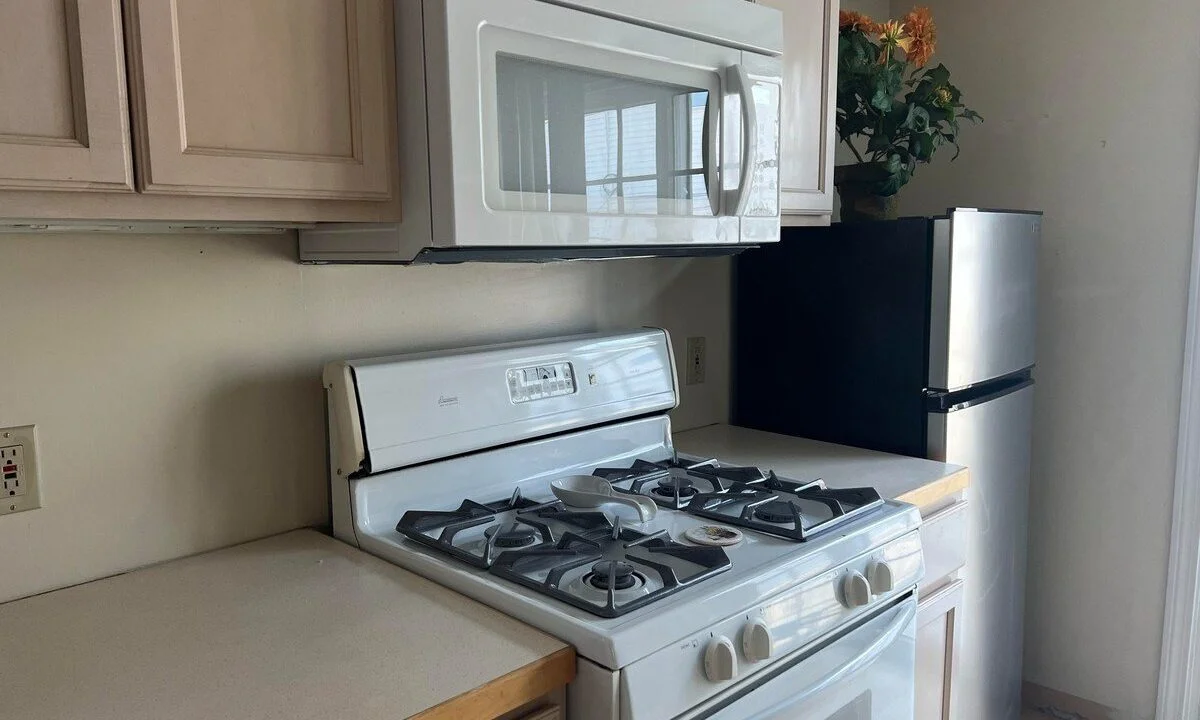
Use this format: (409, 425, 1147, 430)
(685, 337, 707, 386)
(0, 425, 40, 516)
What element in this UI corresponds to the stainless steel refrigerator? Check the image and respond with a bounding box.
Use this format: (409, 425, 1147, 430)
(733, 208, 1040, 720)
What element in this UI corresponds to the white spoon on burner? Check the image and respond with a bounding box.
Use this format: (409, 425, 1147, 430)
(550, 475, 658, 522)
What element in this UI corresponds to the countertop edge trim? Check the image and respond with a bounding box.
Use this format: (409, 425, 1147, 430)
(896, 467, 970, 509)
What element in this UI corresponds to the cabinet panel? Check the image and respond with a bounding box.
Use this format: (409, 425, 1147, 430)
(0, 0, 133, 191)
(126, 0, 395, 201)
(920, 499, 969, 593)
(916, 580, 965, 720)
(755, 0, 837, 217)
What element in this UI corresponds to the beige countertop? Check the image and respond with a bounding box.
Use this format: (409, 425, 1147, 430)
(0, 530, 573, 720)
(675, 424, 968, 509)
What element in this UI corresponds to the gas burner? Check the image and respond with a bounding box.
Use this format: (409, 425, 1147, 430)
(484, 523, 540, 548)
(587, 560, 639, 590)
(752, 500, 797, 524)
(395, 488, 556, 568)
(651, 476, 697, 499)
(594, 458, 736, 509)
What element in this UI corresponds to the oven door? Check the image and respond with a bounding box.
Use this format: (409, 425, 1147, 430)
(430, 0, 781, 249)
(692, 597, 917, 720)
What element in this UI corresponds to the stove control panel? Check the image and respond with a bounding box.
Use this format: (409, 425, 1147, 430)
(621, 530, 923, 719)
(506, 362, 576, 403)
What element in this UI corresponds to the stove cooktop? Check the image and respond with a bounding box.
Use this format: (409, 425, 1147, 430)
(394, 456, 884, 617)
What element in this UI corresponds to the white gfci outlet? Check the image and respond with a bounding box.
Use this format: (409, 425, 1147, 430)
(0, 425, 40, 516)
(685, 337, 707, 386)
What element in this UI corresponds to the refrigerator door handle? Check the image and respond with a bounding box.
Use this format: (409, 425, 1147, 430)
(926, 374, 1035, 413)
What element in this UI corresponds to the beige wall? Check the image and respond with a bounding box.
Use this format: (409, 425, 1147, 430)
(0, 233, 731, 603)
(893, 1, 1200, 716)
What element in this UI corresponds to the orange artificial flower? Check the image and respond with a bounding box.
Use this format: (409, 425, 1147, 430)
(902, 6, 937, 68)
(839, 10, 875, 32)
(877, 20, 913, 62)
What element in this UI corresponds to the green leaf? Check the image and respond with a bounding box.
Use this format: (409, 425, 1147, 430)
(870, 65, 903, 112)
(904, 105, 931, 133)
(923, 64, 951, 87)
(961, 108, 984, 123)
(910, 131, 935, 161)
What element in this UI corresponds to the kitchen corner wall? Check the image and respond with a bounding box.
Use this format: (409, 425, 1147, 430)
(0, 233, 730, 603)
(893, 1, 1200, 717)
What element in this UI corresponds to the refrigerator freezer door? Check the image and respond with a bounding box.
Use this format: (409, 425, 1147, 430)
(927, 382, 1034, 720)
(929, 209, 1040, 391)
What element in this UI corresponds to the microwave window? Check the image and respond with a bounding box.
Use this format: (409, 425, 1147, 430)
(495, 54, 713, 216)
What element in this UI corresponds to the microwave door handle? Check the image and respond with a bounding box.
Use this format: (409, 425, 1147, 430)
(725, 64, 758, 216)
(752, 602, 916, 718)
(702, 97, 719, 215)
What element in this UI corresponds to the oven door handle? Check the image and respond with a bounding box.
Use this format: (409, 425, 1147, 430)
(777, 602, 916, 708)
(725, 63, 758, 217)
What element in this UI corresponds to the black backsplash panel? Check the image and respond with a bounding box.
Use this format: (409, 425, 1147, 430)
(732, 218, 935, 458)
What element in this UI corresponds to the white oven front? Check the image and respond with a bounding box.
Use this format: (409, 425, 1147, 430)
(690, 596, 918, 720)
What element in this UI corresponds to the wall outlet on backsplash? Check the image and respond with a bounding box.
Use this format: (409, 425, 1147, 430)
(0, 425, 40, 516)
(685, 337, 707, 385)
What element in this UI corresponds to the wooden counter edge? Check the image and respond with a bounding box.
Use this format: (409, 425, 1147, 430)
(895, 467, 970, 510)
(409, 646, 576, 720)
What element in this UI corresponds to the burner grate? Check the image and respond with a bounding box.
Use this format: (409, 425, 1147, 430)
(490, 516, 731, 618)
(685, 472, 885, 541)
(397, 491, 732, 617)
(395, 488, 557, 569)
(592, 456, 756, 510)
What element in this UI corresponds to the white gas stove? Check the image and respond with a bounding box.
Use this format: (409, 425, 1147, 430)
(324, 329, 923, 720)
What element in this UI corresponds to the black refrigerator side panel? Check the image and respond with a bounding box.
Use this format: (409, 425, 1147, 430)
(732, 219, 935, 458)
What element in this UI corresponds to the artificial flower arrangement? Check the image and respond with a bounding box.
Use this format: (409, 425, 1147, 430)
(835, 7, 981, 218)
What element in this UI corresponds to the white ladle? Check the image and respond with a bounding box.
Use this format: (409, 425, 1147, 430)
(550, 475, 658, 522)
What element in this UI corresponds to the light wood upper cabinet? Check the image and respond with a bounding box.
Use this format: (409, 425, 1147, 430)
(755, 0, 838, 220)
(123, 0, 394, 201)
(0, 0, 134, 192)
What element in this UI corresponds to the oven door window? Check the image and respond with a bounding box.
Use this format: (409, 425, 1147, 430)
(479, 25, 734, 219)
(697, 599, 917, 720)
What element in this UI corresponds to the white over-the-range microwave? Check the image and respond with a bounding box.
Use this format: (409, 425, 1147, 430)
(300, 0, 784, 264)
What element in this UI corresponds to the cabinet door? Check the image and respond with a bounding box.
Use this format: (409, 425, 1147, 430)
(0, 0, 133, 191)
(755, 0, 837, 217)
(125, 0, 394, 201)
(916, 580, 965, 720)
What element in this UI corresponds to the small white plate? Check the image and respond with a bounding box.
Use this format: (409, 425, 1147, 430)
(684, 525, 744, 547)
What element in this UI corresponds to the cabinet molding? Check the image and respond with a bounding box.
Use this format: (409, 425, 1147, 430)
(0, 0, 134, 192)
(124, 0, 395, 201)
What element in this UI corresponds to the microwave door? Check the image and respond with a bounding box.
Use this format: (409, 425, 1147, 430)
(439, 0, 747, 247)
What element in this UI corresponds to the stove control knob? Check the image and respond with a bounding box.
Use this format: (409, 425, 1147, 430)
(742, 619, 774, 663)
(704, 636, 738, 682)
(841, 570, 872, 609)
(867, 560, 895, 594)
